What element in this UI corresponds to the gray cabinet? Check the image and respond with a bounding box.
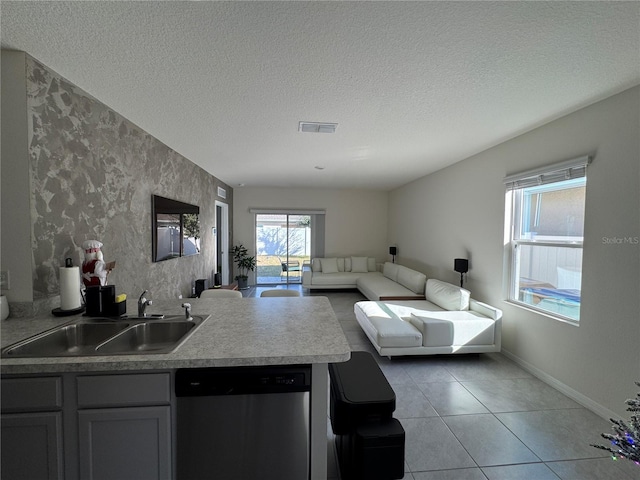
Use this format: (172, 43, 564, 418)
(1, 372, 171, 480)
(76, 373, 172, 480)
(78, 406, 171, 480)
(0, 376, 64, 480)
(1, 412, 64, 480)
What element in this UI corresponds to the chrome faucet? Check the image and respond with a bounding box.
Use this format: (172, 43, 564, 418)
(138, 290, 152, 317)
(181, 303, 192, 321)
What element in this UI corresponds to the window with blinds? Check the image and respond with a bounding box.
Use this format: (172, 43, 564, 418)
(504, 156, 591, 323)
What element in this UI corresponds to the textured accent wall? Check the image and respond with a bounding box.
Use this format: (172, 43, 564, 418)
(26, 55, 232, 302)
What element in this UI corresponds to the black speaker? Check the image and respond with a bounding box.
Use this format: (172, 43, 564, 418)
(454, 258, 469, 273)
(195, 278, 209, 297)
(389, 246, 397, 256)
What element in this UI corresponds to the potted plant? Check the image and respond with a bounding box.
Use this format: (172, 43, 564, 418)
(231, 244, 256, 290)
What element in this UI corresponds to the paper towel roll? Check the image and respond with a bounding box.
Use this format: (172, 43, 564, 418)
(60, 267, 81, 310)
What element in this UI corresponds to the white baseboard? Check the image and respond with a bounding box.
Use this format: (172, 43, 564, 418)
(501, 349, 620, 421)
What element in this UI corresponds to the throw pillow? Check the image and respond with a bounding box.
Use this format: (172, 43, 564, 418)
(351, 256, 369, 273)
(320, 257, 339, 274)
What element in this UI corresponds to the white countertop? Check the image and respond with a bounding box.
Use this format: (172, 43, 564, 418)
(0, 296, 352, 374)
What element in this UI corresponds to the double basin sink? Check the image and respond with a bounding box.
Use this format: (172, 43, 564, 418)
(1, 315, 208, 358)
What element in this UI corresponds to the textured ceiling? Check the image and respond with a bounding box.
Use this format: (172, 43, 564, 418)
(2, 1, 639, 190)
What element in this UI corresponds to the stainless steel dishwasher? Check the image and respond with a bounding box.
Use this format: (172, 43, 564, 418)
(175, 365, 311, 480)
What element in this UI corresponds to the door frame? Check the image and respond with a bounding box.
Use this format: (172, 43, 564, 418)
(215, 201, 230, 285)
(255, 213, 309, 285)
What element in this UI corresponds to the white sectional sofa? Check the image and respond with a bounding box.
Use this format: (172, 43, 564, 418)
(355, 279, 502, 357)
(302, 256, 378, 290)
(358, 262, 426, 301)
(303, 258, 426, 301)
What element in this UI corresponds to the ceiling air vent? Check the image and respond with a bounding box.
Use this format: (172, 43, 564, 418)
(298, 122, 338, 133)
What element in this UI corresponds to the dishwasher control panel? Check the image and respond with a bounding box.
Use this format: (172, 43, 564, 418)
(175, 365, 311, 396)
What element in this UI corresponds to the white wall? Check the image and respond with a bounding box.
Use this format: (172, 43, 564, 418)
(389, 86, 640, 418)
(233, 187, 389, 280)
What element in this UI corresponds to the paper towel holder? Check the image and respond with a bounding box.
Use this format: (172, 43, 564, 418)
(52, 258, 86, 317)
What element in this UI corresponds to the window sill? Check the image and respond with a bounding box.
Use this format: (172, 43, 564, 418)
(504, 300, 580, 327)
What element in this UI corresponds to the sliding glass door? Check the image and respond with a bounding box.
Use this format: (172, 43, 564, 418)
(255, 214, 311, 285)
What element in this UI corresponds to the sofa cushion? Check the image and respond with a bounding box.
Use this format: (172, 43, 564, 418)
(355, 302, 422, 348)
(320, 257, 339, 274)
(357, 274, 424, 301)
(356, 300, 444, 320)
(367, 257, 377, 272)
(396, 265, 426, 294)
(425, 279, 470, 311)
(409, 315, 453, 347)
(409, 311, 495, 347)
(383, 262, 399, 282)
(351, 256, 369, 273)
(366, 318, 422, 348)
(312, 272, 361, 286)
(311, 258, 321, 272)
(358, 318, 422, 349)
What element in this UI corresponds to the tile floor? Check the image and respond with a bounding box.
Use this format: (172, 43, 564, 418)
(250, 287, 639, 480)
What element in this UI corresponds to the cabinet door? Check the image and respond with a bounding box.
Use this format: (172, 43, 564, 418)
(1, 377, 62, 413)
(1, 412, 64, 480)
(78, 406, 171, 480)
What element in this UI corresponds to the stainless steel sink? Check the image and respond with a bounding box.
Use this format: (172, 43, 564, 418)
(1, 316, 207, 358)
(96, 321, 198, 354)
(1, 322, 132, 357)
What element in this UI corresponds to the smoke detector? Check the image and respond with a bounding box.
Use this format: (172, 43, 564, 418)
(298, 122, 338, 133)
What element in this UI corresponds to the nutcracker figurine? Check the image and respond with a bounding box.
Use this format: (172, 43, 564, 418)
(81, 240, 114, 287)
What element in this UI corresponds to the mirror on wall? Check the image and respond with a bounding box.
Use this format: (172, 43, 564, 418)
(152, 195, 200, 262)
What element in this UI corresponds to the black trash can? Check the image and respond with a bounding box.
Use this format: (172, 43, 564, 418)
(329, 351, 405, 480)
(329, 351, 396, 433)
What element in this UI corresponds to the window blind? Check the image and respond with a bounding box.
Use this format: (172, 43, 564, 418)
(249, 208, 326, 215)
(504, 155, 591, 191)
